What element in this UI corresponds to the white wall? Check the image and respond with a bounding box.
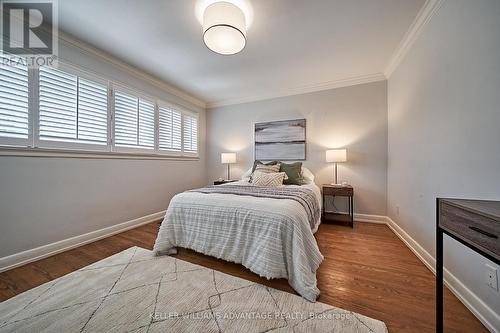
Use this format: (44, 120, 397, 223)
(0, 37, 207, 258)
(387, 0, 500, 328)
(207, 81, 388, 216)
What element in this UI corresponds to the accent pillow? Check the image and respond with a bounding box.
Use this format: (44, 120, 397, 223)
(280, 162, 303, 185)
(252, 163, 289, 180)
(251, 160, 279, 172)
(241, 167, 253, 180)
(254, 163, 281, 174)
(251, 163, 287, 182)
(301, 167, 315, 184)
(251, 171, 286, 187)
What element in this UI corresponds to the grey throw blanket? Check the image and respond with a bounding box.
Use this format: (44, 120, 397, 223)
(189, 185, 320, 229)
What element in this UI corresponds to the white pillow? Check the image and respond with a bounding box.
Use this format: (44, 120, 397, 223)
(251, 171, 287, 187)
(301, 167, 315, 184)
(241, 167, 253, 180)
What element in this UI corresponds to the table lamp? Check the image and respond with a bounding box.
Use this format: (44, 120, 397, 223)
(221, 152, 236, 180)
(326, 149, 347, 185)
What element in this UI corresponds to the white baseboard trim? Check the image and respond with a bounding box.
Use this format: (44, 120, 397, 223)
(354, 213, 388, 224)
(385, 216, 499, 333)
(384, 217, 436, 273)
(0, 210, 166, 273)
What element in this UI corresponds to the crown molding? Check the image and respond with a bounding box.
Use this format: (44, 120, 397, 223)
(384, 0, 445, 78)
(207, 72, 386, 109)
(57, 31, 207, 110)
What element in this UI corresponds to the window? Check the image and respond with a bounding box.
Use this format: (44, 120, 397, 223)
(0, 53, 30, 146)
(0, 60, 199, 158)
(38, 66, 108, 149)
(158, 104, 198, 155)
(158, 105, 181, 152)
(113, 89, 155, 150)
(182, 113, 198, 154)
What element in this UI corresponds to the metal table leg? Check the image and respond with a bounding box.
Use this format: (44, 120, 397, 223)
(436, 226, 444, 332)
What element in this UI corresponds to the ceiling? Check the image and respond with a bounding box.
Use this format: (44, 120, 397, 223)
(58, 0, 425, 107)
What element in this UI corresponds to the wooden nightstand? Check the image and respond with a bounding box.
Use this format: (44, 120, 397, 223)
(213, 180, 237, 185)
(322, 184, 354, 227)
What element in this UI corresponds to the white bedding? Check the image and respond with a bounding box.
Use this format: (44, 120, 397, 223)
(153, 180, 324, 301)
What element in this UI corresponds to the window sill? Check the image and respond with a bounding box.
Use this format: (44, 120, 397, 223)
(0, 147, 200, 161)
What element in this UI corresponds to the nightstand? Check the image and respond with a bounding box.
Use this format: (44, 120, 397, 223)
(322, 184, 354, 227)
(213, 180, 237, 185)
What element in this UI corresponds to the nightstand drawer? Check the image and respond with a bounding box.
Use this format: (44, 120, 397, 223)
(440, 202, 500, 257)
(323, 186, 353, 196)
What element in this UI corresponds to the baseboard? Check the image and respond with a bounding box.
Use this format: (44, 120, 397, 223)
(384, 217, 436, 273)
(0, 210, 166, 273)
(385, 216, 500, 333)
(354, 213, 388, 224)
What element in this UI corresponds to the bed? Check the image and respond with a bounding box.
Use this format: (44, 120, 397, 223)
(153, 171, 324, 301)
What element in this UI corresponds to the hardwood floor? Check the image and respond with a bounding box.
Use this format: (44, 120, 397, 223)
(0, 221, 488, 333)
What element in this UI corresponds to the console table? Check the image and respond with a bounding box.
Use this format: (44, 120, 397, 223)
(436, 198, 500, 333)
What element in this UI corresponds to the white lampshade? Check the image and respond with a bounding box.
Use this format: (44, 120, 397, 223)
(221, 152, 237, 164)
(203, 1, 246, 55)
(326, 149, 347, 163)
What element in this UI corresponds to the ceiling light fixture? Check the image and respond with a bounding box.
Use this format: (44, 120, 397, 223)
(202, 1, 247, 55)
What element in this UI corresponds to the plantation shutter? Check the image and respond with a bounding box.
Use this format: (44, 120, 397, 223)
(39, 66, 108, 146)
(0, 57, 199, 157)
(114, 89, 154, 149)
(114, 90, 137, 147)
(39, 67, 78, 141)
(182, 113, 198, 154)
(138, 99, 155, 148)
(77, 78, 108, 143)
(158, 105, 181, 152)
(0, 54, 30, 143)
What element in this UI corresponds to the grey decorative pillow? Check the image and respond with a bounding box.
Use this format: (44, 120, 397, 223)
(252, 171, 287, 187)
(251, 160, 279, 173)
(251, 163, 288, 183)
(254, 163, 281, 174)
(280, 162, 303, 185)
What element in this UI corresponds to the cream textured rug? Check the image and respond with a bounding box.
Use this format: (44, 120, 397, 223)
(0, 247, 388, 332)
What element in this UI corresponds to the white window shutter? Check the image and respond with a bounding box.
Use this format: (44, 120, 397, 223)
(38, 66, 108, 147)
(77, 78, 108, 143)
(0, 54, 30, 143)
(158, 106, 181, 152)
(39, 66, 78, 141)
(0, 56, 199, 157)
(114, 90, 138, 147)
(182, 113, 198, 154)
(114, 89, 154, 150)
(138, 99, 155, 148)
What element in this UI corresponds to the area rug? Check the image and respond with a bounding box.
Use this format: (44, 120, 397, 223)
(0, 247, 388, 332)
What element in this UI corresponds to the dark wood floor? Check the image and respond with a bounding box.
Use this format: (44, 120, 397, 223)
(0, 221, 488, 333)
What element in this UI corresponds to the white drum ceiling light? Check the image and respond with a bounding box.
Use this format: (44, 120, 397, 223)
(202, 1, 247, 55)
